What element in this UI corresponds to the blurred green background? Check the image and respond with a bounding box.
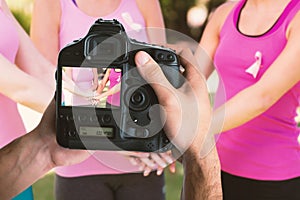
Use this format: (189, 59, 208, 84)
(6, 0, 300, 199)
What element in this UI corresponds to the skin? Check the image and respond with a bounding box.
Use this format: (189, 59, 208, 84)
(0, 50, 222, 200)
(135, 50, 222, 199)
(0, 99, 91, 199)
(92, 66, 176, 175)
(93, 69, 121, 103)
(0, 0, 55, 113)
(62, 72, 95, 98)
(196, 0, 300, 139)
(30, 0, 166, 66)
(126, 0, 300, 176)
(30, 0, 172, 173)
(64, 67, 98, 101)
(96, 68, 112, 95)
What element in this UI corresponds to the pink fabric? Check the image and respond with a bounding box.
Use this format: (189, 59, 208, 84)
(70, 68, 95, 105)
(106, 69, 121, 106)
(215, 0, 300, 180)
(59, 0, 148, 48)
(56, 0, 149, 177)
(0, 8, 25, 148)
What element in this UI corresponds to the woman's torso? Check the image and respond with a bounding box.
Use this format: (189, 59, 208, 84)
(56, 0, 149, 176)
(59, 0, 148, 48)
(214, 0, 300, 180)
(70, 68, 95, 105)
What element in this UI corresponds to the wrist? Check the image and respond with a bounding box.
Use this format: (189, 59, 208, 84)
(0, 130, 53, 198)
(183, 138, 221, 179)
(24, 129, 55, 172)
(199, 148, 222, 199)
(182, 144, 222, 200)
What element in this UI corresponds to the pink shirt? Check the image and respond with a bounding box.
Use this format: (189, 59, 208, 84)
(215, 0, 300, 180)
(59, 0, 148, 48)
(106, 69, 121, 106)
(69, 68, 95, 106)
(0, 6, 26, 148)
(56, 0, 149, 177)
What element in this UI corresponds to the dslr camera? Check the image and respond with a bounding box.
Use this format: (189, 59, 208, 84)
(56, 19, 183, 152)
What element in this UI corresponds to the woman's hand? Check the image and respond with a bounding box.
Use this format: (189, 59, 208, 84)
(88, 91, 103, 105)
(119, 151, 176, 176)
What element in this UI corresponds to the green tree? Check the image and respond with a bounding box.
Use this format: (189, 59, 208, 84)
(160, 0, 227, 41)
(12, 9, 31, 33)
(198, 0, 227, 39)
(160, 0, 197, 40)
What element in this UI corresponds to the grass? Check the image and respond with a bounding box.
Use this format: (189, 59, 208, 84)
(33, 172, 55, 200)
(33, 164, 183, 200)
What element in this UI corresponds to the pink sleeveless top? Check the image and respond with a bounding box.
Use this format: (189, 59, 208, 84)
(107, 69, 121, 106)
(69, 68, 95, 105)
(56, 0, 149, 177)
(0, 5, 26, 148)
(215, 0, 300, 180)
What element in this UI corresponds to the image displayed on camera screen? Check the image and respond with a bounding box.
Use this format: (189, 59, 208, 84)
(61, 66, 122, 108)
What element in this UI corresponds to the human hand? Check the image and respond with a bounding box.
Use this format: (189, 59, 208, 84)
(88, 91, 107, 106)
(92, 92, 106, 100)
(35, 99, 91, 167)
(91, 83, 98, 91)
(134, 50, 222, 199)
(88, 91, 99, 105)
(119, 151, 176, 176)
(134, 49, 212, 156)
(96, 83, 105, 94)
(82, 89, 95, 98)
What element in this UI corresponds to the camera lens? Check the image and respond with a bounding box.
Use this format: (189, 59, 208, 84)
(157, 53, 165, 60)
(131, 92, 144, 105)
(167, 54, 175, 61)
(102, 114, 112, 123)
(129, 87, 150, 111)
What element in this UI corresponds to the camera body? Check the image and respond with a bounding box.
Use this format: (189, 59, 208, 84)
(56, 19, 183, 152)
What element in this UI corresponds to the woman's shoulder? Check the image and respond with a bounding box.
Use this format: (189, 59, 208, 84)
(33, 0, 61, 12)
(212, 1, 238, 20)
(206, 1, 238, 32)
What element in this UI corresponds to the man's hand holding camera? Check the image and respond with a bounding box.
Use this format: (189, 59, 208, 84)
(135, 50, 222, 199)
(0, 48, 222, 200)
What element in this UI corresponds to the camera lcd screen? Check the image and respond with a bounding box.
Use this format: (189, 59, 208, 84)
(61, 66, 122, 108)
(79, 126, 114, 138)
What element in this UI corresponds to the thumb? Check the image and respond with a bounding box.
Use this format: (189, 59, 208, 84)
(135, 51, 174, 102)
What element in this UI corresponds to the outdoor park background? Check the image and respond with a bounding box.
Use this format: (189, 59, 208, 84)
(6, 0, 300, 199)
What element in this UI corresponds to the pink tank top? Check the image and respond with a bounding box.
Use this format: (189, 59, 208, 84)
(215, 0, 300, 180)
(69, 68, 95, 105)
(56, 0, 149, 177)
(106, 69, 121, 106)
(0, 6, 26, 148)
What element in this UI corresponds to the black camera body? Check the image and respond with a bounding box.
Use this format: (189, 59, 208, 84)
(56, 19, 183, 152)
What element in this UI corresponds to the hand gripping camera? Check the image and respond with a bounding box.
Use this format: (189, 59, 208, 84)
(56, 19, 183, 152)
